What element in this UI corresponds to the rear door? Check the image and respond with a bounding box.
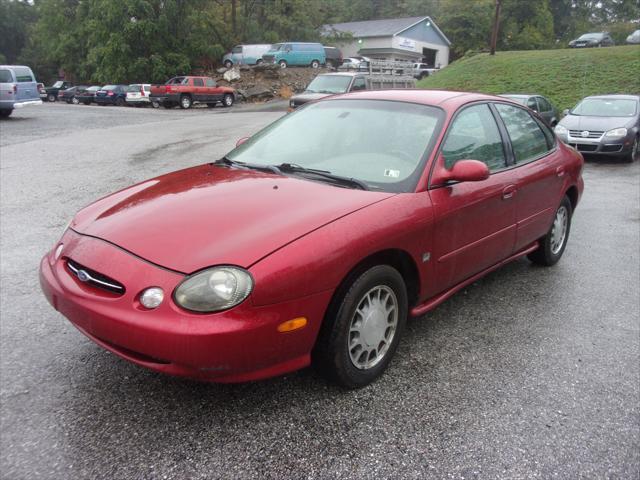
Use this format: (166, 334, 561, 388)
(13, 67, 38, 102)
(205, 78, 221, 102)
(493, 102, 565, 251)
(192, 77, 205, 102)
(429, 103, 517, 290)
(0, 68, 15, 104)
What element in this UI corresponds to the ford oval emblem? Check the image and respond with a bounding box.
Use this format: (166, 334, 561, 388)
(77, 270, 90, 282)
(581, 130, 589, 138)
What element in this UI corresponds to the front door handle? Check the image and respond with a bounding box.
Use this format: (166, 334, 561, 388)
(556, 166, 565, 177)
(502, 185, 517, 200)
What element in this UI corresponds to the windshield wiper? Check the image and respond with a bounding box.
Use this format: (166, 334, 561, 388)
(213, 157, 282, 175)
(275, 163, 368, 190)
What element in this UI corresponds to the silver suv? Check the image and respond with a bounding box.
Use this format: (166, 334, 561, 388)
(0, 65, 43, 118)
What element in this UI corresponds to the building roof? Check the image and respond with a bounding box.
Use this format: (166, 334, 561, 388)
(322, 16, 451, 45)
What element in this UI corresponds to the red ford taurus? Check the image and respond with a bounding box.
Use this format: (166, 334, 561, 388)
(40, 90, 584, 388)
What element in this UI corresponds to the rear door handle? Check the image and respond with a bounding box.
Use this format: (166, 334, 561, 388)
(556, 166, 565, 177)
(502, 185, 517, 200)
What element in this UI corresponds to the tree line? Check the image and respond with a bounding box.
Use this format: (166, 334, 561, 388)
(0, 0, 638, 84)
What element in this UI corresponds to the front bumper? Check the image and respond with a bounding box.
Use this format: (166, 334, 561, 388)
(559, 133, 635, 156)
(39, 229, 331, 382)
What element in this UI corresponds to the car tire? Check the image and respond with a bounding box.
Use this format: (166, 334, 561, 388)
(47, 93, 56, 102)
(0, 109, 12, 118)
(72, 97, 79, 105)
(624, 136, 639, 163)
(256, 59, 263, 65)
(115, 97, 125, 107)
(224, 60, 233, 69)
(313, 265, 408, 388)
(528, 196, 573, 266)
(179, 95, 192, 109)
(222, 94, 234, 108)
(310, 60, 320, 68)
(278, 60, 287, 69)
(151, 100, 160, 109)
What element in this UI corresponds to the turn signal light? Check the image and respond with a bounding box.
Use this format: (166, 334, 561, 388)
(277, 317, 307, 333)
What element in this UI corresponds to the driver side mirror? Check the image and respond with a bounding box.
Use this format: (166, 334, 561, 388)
(236, 136, 249, 147)
(433, 159, 490, 185)
(562, 109, 569, 116)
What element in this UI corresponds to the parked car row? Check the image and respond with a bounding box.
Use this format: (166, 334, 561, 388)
(222, 42, 338, 69)
(567, 29, 640, 47)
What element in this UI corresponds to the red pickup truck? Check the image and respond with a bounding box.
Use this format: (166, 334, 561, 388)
(150, 76, 236, 109)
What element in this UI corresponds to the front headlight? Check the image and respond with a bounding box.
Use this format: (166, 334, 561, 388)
(554, 124, 568, 135)
(289, 99, 295, 108)
(174, 266, 253, 313)
(604, 127, 627, 138)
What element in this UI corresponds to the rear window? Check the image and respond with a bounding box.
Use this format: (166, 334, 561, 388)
(13, 67, 34, 82)
(103, 85, 117, 90)
(0, 69, 12, 83)
(128, 84, 141, 92)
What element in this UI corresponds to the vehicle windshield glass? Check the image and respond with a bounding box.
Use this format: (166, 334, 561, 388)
(88, 86, 100, 91)
(571, 98, 638, 117)
(128, 85, 140, 91)
(305, 75, 352, 94)
(270, 44, 283, 51)
(103, 85, 116, 90)
(166, 77, 187, 85)
(226, 99, 443, 193)
(578, 33, 603, 40)
(52, 81, 64, 88)
(502, 96, 527, 105)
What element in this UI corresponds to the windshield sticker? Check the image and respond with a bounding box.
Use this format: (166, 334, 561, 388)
(384, 169, 400, 178)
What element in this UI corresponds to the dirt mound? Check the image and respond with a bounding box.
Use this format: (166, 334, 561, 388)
(213, 64, 331, 103)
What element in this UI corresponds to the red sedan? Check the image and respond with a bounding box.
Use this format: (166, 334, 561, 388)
(40, 90, 584, 388)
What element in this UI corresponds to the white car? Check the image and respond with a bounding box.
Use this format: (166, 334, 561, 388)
(627, 29, 640, 45)
(125, 84, 153, 107)
(338, 56, 371, 71)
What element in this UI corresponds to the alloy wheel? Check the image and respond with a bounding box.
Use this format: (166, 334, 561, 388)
(550, 206, 568, 254)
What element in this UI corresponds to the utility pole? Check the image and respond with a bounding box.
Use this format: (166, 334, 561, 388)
(490, 0, 501, 55)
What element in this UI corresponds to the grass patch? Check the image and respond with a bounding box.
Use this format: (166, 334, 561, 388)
(417, 46, 640, 111)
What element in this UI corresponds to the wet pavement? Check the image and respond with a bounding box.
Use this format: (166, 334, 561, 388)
(1, 103, 638, 479)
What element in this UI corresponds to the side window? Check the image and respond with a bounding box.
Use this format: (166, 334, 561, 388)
(193, 78, 204, 87)
(495, 103, 550, 163)
(441, 104, 506, 172)
(14, 67, 34, 82)
(0, 69, 12, 82)
(232, 46, 242, 54)
(526, 97, 538, 111)
(537, 97, 551, 112)
(144, 85, 150, 92)
(205, 78, 216, 87)
(350, 77, 366, 91)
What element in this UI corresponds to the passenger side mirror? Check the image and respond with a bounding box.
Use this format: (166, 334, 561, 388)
(236, 137, 249, 147)
(562, 109, 569, 116)
(435, 159, 490, 184)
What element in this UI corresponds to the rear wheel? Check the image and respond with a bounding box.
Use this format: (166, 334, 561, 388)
(278, 60, 288, 69)
(151, 100, 160, 109)
(72, 97, 79, 105)
(313, 265, 407, 388)
(528, 196, 572, 266)
(179, 95, 192, 109)
(256, 59, 263, 65)
(310, 60, 320, 68)
(47, 93, 56, 102)
(224, 60, 233, 69)
(0, 109, 12, 118)
(222, 94, 234, 108)
(115, 97, 125, 107)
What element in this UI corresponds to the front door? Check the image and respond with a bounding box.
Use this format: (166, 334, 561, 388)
(429, 103, 517, 292)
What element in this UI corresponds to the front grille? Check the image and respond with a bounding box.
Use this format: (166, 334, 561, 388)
(569, 130, 604, 139)
(66, 258, 125, 295)
(571, 143, 598, 152)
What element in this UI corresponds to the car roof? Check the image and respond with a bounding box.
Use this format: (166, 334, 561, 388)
(500, 94, 533, 99)
(0, 65, 33, 69)
(329, 89, 513, 110)
(317, 72, 361, 77)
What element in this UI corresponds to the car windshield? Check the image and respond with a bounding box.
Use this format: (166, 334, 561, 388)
(578, 33, 603, 40)
(226, 99, 443, 193)
(571, 98, 638, 117)
(88, 86, 100, 92)
(166, 77, 188, 85)
(128, 85, 141, 91)
(305, 75, 352, 94)
(52, 81, 64, 88)
(270, 44, 284, 51)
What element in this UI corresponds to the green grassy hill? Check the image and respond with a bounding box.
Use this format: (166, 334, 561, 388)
(417, 45, 640, 111)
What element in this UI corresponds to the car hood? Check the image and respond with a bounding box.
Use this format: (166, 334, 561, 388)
(71, 164, 393, 273)
(560, 114, 634, 131)
(291, 92, 333, 105)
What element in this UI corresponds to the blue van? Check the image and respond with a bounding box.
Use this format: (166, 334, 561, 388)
(262, 43, 326, 68)
(0, 65, 42, 118)
(222, 44, 272, 68)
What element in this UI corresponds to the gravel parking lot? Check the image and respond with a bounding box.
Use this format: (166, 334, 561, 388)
(1, 103, 639, 479)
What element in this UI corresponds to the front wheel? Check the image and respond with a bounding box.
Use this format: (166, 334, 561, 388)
(278, 60, 288, 69)
(0, 109, 12, 118)
(528, 196, 573, 266)
(179, 95, 192, 109)
(115, 97, 125, 107)
(47, 93, 56, 102)
(224, 60, 233, 69)
(222, 94, 234, 108)
(72, 97, 79, 104)
(310, 60, 320, 68)
(313, 265, 408, 388)
(151, 100, 160, 109)
(624, 136, 639, 163)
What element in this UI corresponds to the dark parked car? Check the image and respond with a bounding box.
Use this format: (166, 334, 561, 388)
(323, 46, 343, 69)
(76, 86, 101, 105)
(568, 32, 614, 48)
(500, 94, 559, 126)
(94, 85, 128, 106)
(554, 94, 639, 162)
(58, 85, 88, 104)
(44, 80, 74, 102)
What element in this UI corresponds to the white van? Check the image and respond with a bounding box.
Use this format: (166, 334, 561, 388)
(222, 44, 272, 68)
(0, 65, 42, 118)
